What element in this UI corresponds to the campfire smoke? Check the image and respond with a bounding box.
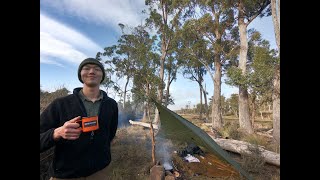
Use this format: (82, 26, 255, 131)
(155, 137, 174, 170)
(163, 162, 173, 171)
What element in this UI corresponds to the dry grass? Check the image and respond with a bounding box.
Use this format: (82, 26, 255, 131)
(180, 114, 280, 180)
(241, 134, 269, 148)
(240, 144, 266, 173)
(105, 126, 153, 180)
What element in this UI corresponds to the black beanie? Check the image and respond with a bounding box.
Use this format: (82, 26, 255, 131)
(78, 58, 105, 83)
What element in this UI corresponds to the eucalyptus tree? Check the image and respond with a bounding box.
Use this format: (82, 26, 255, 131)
(247, 32, 277, 125)
(181, 0, 238, 129)
(129, 26, 160, 122)
(144, 0, 190, 123)
(271, 0, 280, 144)
(97, 25, 137, 109)
(182, 63, 207, 120)
(233, 0, 270, 134)
(176, 27, 210, 121)
(226, 31, 277, 127)
(164, 55, 178, 107)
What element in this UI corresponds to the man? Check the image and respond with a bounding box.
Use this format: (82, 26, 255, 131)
(40, 58, 118, 180)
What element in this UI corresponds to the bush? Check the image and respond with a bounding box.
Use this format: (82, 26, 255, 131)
(241, 144, 265, 173)
(220, 122, 243, 140)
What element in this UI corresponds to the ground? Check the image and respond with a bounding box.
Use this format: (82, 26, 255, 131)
(105, 112, 280, 180)
(40, 114, 280, 180)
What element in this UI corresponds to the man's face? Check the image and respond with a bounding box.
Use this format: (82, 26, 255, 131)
(80, 64, 103, 87)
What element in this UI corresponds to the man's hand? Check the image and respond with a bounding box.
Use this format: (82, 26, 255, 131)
(53, 116, 82, 141)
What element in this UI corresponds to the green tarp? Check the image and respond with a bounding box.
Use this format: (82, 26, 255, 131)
(155, 102, 252, 180)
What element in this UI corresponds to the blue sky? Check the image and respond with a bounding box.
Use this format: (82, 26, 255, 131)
(40, 0, 277, 110)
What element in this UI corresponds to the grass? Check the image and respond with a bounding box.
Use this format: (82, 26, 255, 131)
(105, 126, 152, 180)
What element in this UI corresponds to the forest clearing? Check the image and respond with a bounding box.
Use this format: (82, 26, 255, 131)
(40, 0, 280, 179)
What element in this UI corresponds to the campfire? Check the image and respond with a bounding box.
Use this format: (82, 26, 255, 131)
(150, 161, 180, 179)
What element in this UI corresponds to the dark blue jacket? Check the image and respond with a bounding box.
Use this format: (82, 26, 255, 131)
(40, 88, 118, 178)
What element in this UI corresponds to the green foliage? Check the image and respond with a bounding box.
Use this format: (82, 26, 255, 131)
(225, 30, 277, 109)
(225, 66, 249, 87)
(220, 95, 230, 115)
(244, 0, 271, 18)
(228, 94, 239, 116)
(220, 122, 243, 140)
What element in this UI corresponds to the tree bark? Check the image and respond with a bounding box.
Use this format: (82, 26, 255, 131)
(129, 120, 159, 129)
(251, 94, 256, 126)
(155, 32, 165, 125)
(123, 76, 130, 109)
(212, 60, 223, 129)
(150, 122, 156, 165)
(146, 83, 151, 122)
(271, 0, 280, 145)
(239, 88, 253, 133)
(272, 66, 280, 144)
(165, 70, 171, 107)
(271, 0, 280, 54)
(238, 1, 253, 134)
(212, 138, 280, 167)
(203, 84, 209, 122)
(142, 101, 147, 122)
(199, 77, 203, 120)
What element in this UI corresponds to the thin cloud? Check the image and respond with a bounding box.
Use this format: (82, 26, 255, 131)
(41, 0, 147, 31)
(40, 56, 65, 67)
(40, 13, 102, 66)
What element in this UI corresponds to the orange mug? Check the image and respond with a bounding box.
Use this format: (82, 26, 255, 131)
(76, 116, 99, 132)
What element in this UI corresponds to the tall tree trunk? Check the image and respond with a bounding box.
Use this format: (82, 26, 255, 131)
(272, 66, 280, 144)
(238, 1, 253, 134)
(142, 101, 147, 122)
(150, 122, 156, 165)
(239, 86, 253, 133)
(210, 16, 223, 129)
(234, 110, 238, 118)
(199, 75, 203, 120)
(155, 38, 166, 124)
(146, 83, 151, 122)
(123, 76, 130, 109)
(271, 0, 280, 145)
(212, 60, 223, 129)
(271, 0, 280, 54)
(199, 68, 204, 120)
(203, 84, 209, 122)
(251, 94, 256, 127)
(165, 71, 171, 107)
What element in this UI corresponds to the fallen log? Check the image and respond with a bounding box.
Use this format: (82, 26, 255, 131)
(209, 136, 280, 167)
(129, 120, 279, 167)
(129, 120, 159, 129)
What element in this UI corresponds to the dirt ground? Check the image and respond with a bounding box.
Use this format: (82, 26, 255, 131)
(40, 114, 280, 180)
(105, 123, 280, 180)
